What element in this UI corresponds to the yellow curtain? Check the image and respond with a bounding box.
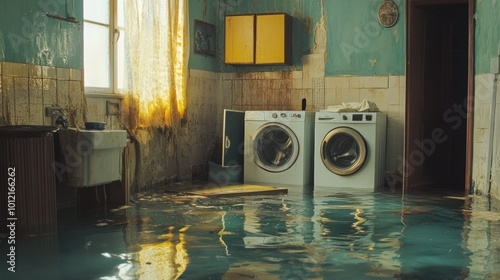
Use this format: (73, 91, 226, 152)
(124, 0, 189, 127)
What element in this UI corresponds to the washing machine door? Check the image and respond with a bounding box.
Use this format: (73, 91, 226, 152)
(321, 127, 367, 175)
(253, 123, 299, 172)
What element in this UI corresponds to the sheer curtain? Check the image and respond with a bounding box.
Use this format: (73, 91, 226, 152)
(124, 0, 188, 128)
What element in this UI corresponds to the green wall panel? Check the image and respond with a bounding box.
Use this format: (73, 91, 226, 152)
(188, 0, 219, 72)
(0, 0, 83, 68)
(475, 0, 500, 74)
(325, 0, 405, 76)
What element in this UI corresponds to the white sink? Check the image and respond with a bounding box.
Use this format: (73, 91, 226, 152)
(79, 130, 127, 149)
(60, 129, 127, 187)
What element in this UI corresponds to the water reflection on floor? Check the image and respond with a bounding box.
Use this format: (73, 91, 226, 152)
(1, 186, 500, 280)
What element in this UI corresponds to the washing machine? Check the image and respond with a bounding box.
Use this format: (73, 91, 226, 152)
(314, 112, 387, 191)
(244, 111, 315, 187)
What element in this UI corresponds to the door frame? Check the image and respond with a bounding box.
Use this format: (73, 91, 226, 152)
(404, 0, 475, 193)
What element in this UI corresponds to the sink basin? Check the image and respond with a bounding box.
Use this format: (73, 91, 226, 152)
(58, 129, 127, 187)
(79, 130, 127, 149)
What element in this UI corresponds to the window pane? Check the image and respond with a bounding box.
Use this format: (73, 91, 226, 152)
(84, 0, 109, 24)
(117, 0, 125, 28)
(84, 23, 110, 88)
(117, 30, 127, 90)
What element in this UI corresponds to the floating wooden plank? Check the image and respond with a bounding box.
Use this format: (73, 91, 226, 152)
(182, 184, 288, 197)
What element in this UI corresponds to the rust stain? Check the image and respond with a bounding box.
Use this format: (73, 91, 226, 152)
(301, 17, 313, 36)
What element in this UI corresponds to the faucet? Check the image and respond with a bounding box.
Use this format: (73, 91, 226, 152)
(55, 115, 68, 129)
(46, 106, 68, 129)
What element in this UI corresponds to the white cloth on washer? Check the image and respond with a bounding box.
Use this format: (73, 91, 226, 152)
(321, 99, 379, 112)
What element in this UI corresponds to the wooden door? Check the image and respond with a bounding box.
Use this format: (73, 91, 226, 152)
(405, 1, 471, 191)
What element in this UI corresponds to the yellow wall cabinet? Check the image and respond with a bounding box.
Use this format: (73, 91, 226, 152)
(225, 13, 292, 65)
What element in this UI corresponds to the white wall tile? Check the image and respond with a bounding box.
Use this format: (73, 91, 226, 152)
(70, 69, 82, 81)
(42, 66, 57, 79)
(57, 80, 70, 108)
(292, 78, 303, 89)
(56, 68, 70, 80)
(292, 71, 302, 79)
(2, 76, 14, 123)
(324, 89, 336, 107)
(362, 76, 389, 88)
(474, 128, 489, 143)
(29, 65, 42, 78)
(14, 77, 29, 118)
(29, 78, 43, 105)
(29, 105, 43, 125)
(387, 86, 400, 105)
(43, 79, 57, 105)
(302, 78, 312, 89)
(472, 141, 490, 193)
(3, 62, 29, 76)
(474, 103, 491, 129)
(388, 75, 400, 88)
(350, 76, 361, 88)
(475, 74, 494, 104)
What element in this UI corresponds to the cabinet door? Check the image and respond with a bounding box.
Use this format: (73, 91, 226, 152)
(222, 109, 245, 166)
(225, 15, 255, 64)
(255, 14, 292, 65)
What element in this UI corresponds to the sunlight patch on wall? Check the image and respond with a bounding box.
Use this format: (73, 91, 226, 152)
(124, 0, 188, 128)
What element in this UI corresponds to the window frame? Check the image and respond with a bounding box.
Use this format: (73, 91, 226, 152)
(84, 0, 125, 95)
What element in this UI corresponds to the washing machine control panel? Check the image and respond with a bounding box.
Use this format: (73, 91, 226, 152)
(316, 112, 379, 123)
(267, 111, 304, 121)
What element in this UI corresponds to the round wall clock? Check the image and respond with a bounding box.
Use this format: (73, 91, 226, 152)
(378, 0, 399, 28)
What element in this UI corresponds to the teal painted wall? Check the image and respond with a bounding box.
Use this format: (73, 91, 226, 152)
(475, 0, 500, 74)
(209, 0, 405, 75)
(325, 0, 405, 76)
(0, 0, 83, 68)
(188, 0, 219, 72)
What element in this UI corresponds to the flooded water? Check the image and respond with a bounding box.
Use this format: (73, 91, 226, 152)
(1, 186, 500, 280)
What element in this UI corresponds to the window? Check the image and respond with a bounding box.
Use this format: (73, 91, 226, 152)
(83, 0, 189, 127)
(84, 0, 126, 94)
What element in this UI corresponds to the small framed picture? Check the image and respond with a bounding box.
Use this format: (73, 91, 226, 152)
(194, 20, 216, 57)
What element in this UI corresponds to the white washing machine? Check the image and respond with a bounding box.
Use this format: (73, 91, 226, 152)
(244, 111, 315, 187)
(314, 112, 387, 191)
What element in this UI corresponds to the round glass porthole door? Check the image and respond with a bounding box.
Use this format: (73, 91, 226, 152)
(253, 123, 299, 173)
(321, 127, 367, 176)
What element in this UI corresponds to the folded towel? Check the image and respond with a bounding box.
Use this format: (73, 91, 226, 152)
(321, 99, 379, 112)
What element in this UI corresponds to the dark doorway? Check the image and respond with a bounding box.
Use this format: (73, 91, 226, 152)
(405, 0, 473, 192)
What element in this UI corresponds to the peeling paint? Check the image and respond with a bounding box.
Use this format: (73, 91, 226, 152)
(0, 0, 83, 68)
(311, 0, 326, 55)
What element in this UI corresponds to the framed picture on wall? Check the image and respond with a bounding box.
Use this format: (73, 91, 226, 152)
(194, 20, 216, 57)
